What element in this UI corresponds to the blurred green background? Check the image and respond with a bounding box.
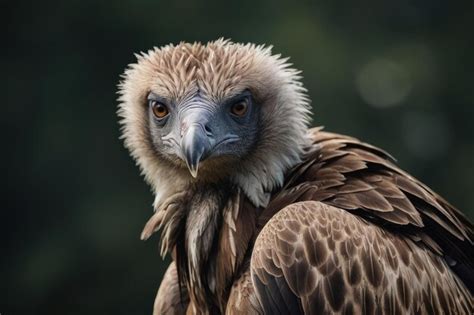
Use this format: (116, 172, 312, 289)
(2, 0, 473, 314)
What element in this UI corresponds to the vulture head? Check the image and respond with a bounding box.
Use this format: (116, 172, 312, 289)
(118, 39, 310, 207)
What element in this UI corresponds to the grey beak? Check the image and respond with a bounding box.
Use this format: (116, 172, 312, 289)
(180, 124, 212, 178)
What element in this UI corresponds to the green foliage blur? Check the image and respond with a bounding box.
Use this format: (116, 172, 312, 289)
(2, 0, 473, 314)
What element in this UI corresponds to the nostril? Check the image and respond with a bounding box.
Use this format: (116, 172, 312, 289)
(204, 124, 212, 135)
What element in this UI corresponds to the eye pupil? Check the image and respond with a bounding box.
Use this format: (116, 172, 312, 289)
(231, 101, 248, 116)
(151, 101, 169, 118)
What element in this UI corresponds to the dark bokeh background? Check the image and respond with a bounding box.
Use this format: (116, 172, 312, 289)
(2, 1, 473, 314)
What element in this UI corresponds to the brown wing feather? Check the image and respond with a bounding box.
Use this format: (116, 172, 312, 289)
(226, 269, 263, 314)
(252, 201, 474, 314)
(261, 128, 474, 292)
(153, 262, 189, 315)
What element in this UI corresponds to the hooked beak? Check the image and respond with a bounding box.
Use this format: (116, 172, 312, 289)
(180, 123, 213, 178)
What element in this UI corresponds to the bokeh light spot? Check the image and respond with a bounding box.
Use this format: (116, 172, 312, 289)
(356, 59, 412, 108)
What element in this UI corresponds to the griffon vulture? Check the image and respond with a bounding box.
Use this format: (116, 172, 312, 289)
(118, 39, 473, 314)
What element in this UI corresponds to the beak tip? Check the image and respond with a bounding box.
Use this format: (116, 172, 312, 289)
(181, 123, 210, 179)
(189, 166, 199, 178)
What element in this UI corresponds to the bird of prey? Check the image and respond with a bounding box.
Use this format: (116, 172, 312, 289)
(118, 39, 473, 314)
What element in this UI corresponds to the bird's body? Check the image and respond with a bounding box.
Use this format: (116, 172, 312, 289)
(118, 39, 473, 314)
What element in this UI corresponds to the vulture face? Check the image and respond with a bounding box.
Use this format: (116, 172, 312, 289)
(118, 39, 311, 206)
(147, 89, 260, 178)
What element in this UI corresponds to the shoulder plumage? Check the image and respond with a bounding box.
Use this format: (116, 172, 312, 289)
(252, 201, 474, 314)
(261, 127, 474, 291)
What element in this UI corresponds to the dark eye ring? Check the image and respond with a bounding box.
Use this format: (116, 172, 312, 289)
(230, 100, 248, 117)
(150, 100, 169, 119)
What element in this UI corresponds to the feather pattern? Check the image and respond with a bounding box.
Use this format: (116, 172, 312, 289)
(150, 128, 473, 314)
(153, 262, 189, 315)
(252, 201, 473, 314)
(249, 129, 473, 314)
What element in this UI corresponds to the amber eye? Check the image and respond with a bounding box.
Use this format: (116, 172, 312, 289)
(150, 101, 169, 118)
(230, 100, 248, 117)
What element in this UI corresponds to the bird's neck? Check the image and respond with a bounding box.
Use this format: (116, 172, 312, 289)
(152, 181, 258, 313)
